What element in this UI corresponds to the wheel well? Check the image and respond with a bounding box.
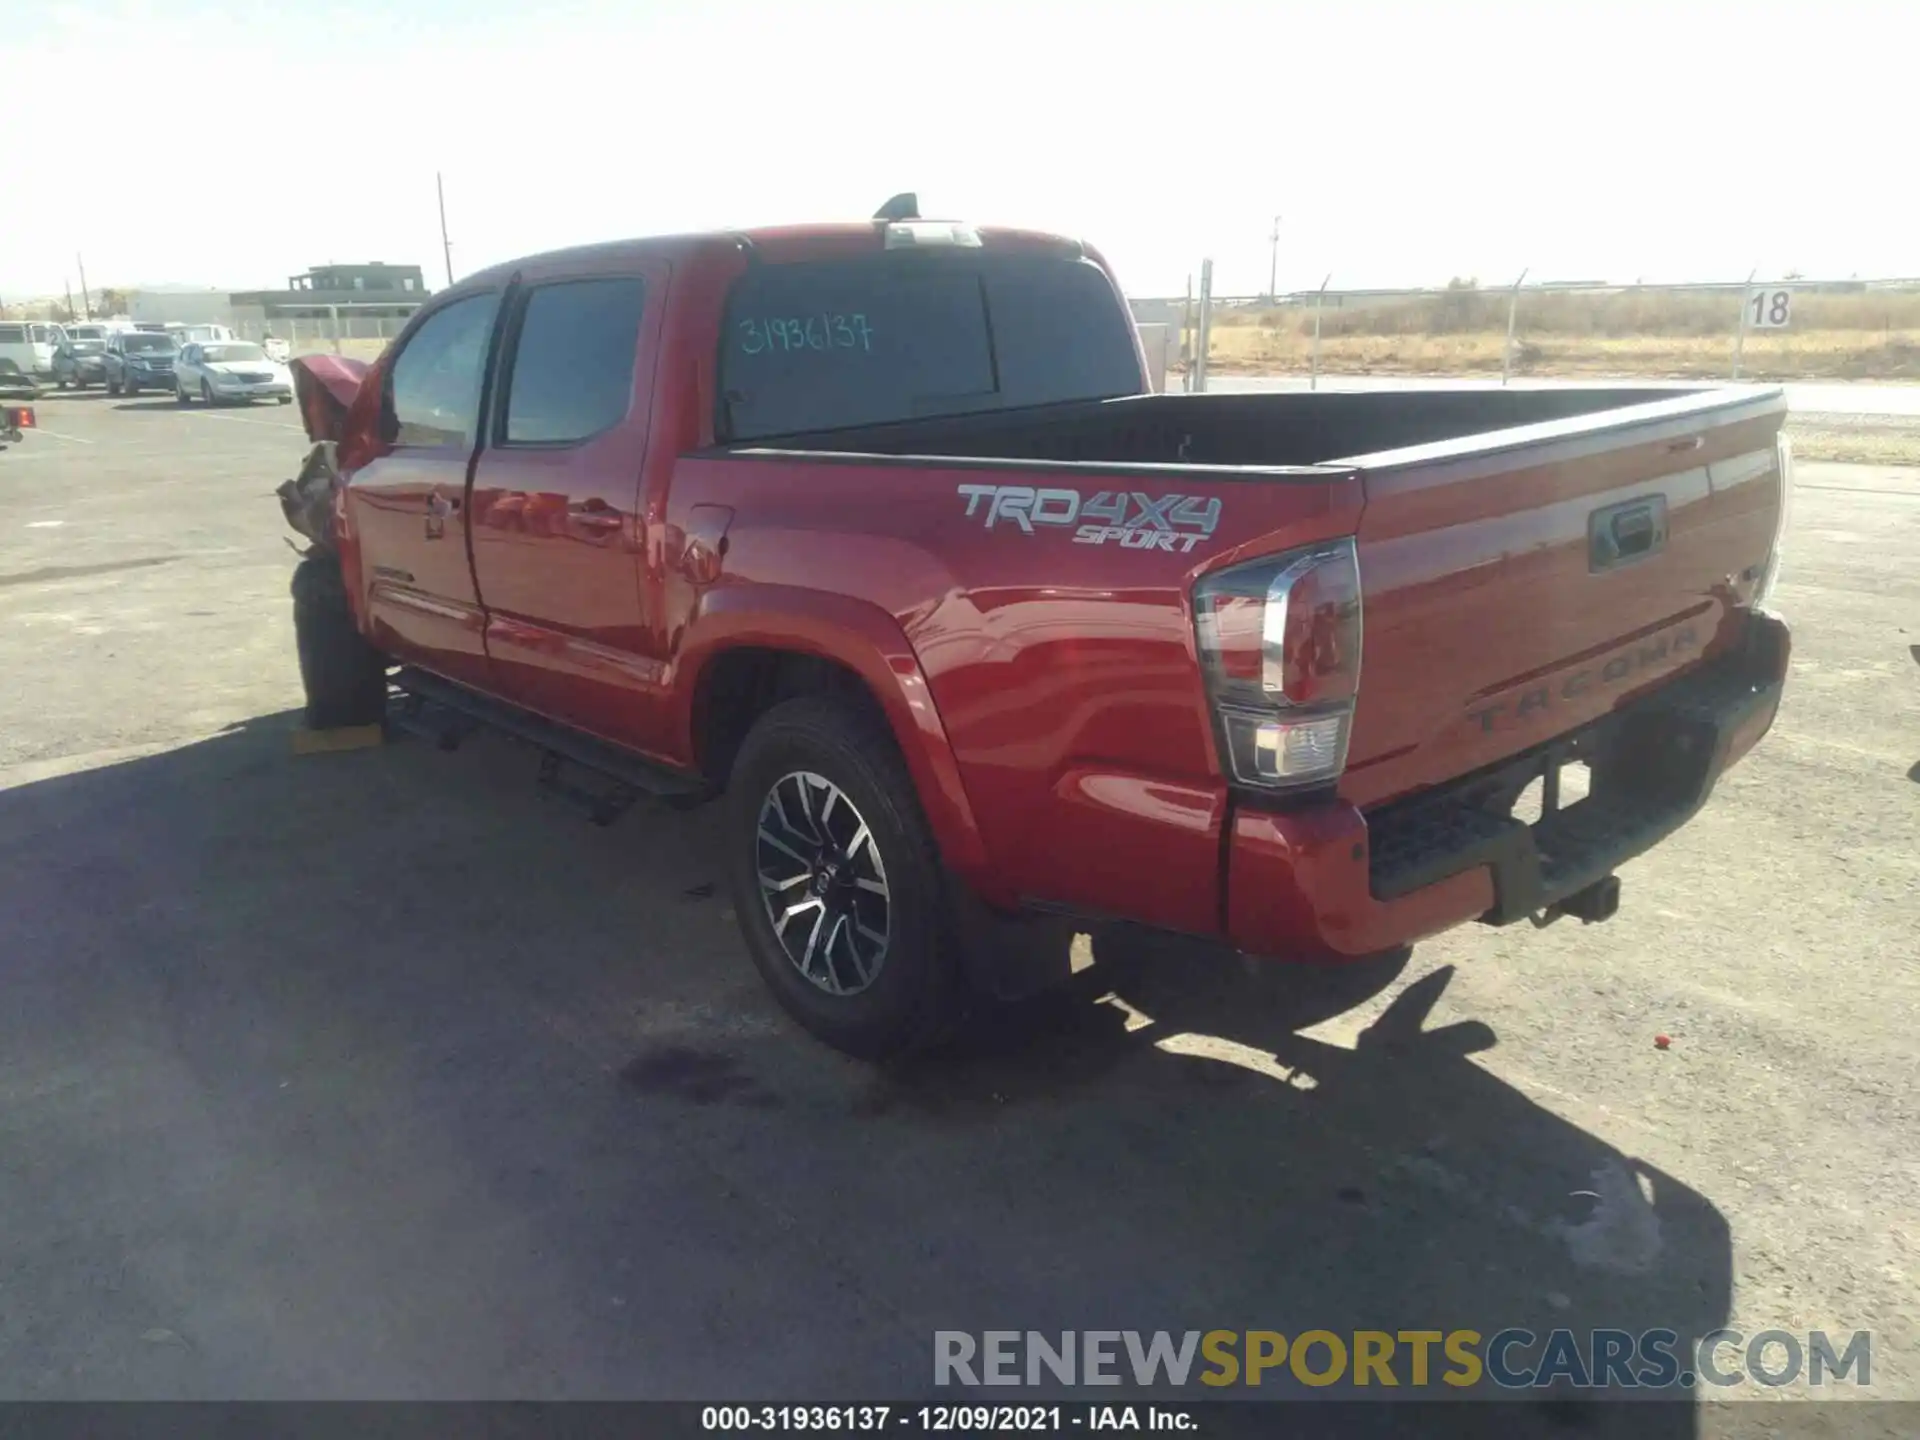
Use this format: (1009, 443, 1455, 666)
(694, 647, 889, 787)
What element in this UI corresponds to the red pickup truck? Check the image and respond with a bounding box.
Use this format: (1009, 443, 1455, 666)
(280, 201, 1792, 1058)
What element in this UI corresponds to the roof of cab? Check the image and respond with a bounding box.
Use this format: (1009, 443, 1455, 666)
(452, 219, 1090, 292)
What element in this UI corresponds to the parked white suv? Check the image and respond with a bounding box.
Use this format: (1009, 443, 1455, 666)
(165, 322, 237, 346)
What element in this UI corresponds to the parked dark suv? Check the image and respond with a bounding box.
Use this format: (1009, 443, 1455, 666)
(103, 331, 179, 396)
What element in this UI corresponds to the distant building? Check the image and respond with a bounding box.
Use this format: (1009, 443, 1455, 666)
(229, 262, 429, 332)
(128, 289, 237, 327)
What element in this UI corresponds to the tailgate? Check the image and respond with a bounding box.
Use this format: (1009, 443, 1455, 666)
(1342, 388, 1787, 810)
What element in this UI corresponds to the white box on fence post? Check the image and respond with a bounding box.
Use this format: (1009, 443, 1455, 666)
(1135, 324, 1171, 392)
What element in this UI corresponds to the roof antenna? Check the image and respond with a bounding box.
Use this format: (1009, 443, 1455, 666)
(873, 193, 920, 222)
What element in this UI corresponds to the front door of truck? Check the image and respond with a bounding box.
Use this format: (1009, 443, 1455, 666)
(467, 258, 667, 753)
(342, 290, 501, 690)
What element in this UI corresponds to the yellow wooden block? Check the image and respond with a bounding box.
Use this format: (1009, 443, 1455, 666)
(290, 724, 385, 755)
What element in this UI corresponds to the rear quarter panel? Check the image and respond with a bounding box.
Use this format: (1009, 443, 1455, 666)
(666, 453, 1363, 926)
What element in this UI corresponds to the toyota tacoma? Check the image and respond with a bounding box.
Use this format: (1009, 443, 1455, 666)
(276, 198, 1792, 1058)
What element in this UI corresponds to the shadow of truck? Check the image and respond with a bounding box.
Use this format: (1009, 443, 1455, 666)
(0, 713, 1730, 1432)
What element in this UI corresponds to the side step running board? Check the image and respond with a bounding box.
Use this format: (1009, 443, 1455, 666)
(390, 666, 710, 822)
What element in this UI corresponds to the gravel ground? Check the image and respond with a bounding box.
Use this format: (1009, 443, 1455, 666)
(1, 392, 1915, 1435)
(1787, 412, 1920, 466)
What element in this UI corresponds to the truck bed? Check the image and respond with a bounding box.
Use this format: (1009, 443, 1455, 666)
(722, 383, 1788, 815)
(730, 384, 1720, 471)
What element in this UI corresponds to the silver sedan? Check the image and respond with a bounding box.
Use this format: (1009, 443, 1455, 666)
(174, 342, 295, 406)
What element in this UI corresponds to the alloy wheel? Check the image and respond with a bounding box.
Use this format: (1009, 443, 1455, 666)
(754, 770, 891, 996)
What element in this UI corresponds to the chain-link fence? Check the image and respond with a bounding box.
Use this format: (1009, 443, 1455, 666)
(1137, 274, 1920, 388)
(228, 314, 408, 363)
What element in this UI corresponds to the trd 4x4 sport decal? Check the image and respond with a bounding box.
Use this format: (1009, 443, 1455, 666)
(956, 484, 1222, 553)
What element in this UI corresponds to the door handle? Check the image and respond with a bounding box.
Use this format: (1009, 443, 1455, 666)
(1610, 509, 1655, 556)
(1588, 495, 1668, 572)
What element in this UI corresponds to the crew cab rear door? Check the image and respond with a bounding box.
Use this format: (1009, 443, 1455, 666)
(340, 289, 502, 690)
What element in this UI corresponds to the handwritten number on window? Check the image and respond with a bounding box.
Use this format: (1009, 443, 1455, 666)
(737, 313, 873, 357)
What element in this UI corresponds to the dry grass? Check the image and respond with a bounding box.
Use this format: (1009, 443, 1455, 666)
(1203, 327, 1920, 380)
(1197, 288, 1920, 382)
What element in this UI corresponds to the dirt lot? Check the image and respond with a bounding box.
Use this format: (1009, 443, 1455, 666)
(1, 392, 1916, 1433)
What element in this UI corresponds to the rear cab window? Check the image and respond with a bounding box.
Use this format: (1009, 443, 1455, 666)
(717, 250, 1142, 442)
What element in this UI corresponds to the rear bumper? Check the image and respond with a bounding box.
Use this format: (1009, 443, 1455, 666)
(1225, 609, 1791, 959)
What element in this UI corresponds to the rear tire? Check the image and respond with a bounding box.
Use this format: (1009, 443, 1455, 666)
(723, 695, 963, 1060)
(291, 554, 388, 730)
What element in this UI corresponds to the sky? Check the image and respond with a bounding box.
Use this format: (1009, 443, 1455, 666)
(6, 0, 1912, 303)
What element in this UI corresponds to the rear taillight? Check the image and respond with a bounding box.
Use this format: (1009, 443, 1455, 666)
(1193, 538, 1362, 791)
(1752, 433, 1793, 609)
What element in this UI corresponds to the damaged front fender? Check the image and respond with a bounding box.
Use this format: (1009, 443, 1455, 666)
(291, 354, 368, 444)
(277, 355, 371, 554)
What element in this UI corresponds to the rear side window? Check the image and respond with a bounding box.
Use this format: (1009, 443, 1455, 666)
(388, 293, 498, 448)
(718, 253, 1142, 442)
(502, 277, 647, 444)
(0, 325, 24, 343)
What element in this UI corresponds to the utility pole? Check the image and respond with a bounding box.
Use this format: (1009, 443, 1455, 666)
(76, 253, 92, 318)
(65, 281, 77, 322)
(436, 172, 455, 288)
(1268, 214, 1282, 303)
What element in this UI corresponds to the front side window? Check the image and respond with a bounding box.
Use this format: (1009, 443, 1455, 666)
(387, 294, 498, 448)
(502, 278, 647, 445)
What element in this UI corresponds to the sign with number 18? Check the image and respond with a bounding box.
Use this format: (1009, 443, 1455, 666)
(1746, 288, 1792, 329)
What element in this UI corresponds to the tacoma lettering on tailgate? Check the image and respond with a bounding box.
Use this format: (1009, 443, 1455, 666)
(956, 483, 1221, 552)
(1466, 624, 1701, 734)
